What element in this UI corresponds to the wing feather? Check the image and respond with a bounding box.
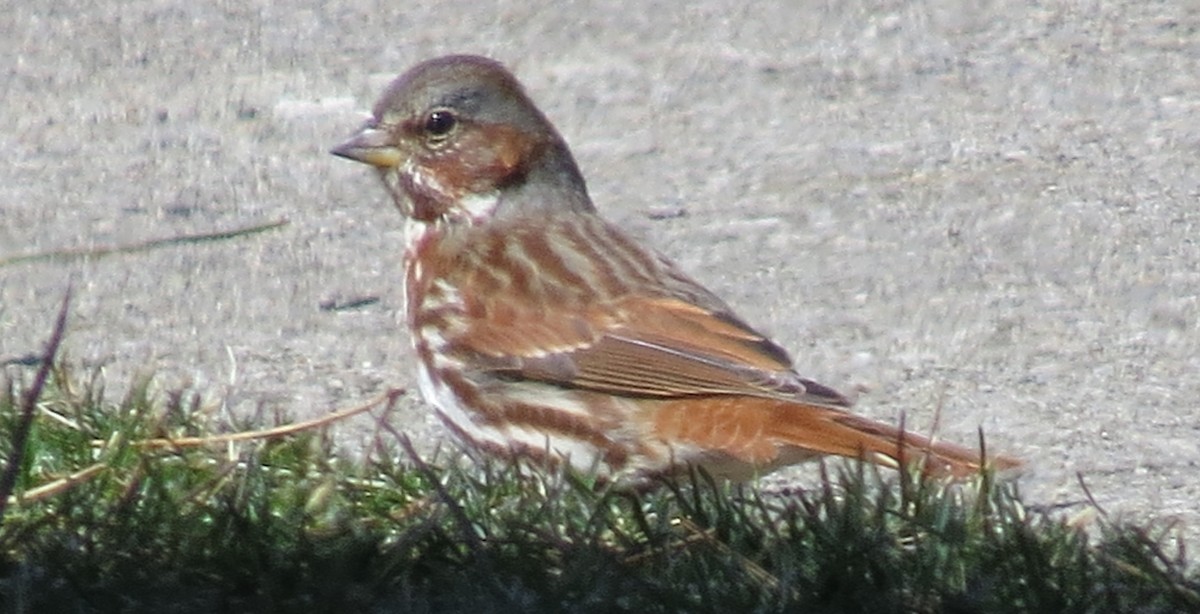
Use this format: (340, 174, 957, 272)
(426, 214, 849, 407)
(453, 290, 847, 406)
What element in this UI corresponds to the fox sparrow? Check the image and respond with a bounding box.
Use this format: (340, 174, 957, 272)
(331, 55, 1019, 480)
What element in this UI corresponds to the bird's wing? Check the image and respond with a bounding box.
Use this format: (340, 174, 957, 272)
(432, 215, 850, 408)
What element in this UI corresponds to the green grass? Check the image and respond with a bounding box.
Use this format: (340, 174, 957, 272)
(2, 363, 1198, 613)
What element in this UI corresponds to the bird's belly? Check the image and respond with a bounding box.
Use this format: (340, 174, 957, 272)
(412, 355, 689, 477)
(411, 361, 798, 483)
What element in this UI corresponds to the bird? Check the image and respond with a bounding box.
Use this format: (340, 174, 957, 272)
(330, 54, 1020, 482)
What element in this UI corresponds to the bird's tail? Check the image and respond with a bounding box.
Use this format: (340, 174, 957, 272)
(650, 395, 1021, 478)
(769, 404, 1022, 478)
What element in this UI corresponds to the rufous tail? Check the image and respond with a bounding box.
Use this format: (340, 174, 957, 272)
(651, 396, 1022, 478)
(770, 405, 1022, 478)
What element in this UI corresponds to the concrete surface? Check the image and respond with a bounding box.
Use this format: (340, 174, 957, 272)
(2, 1, 1198, 551)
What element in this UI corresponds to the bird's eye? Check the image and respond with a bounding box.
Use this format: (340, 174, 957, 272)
(424, 109, 457, 139)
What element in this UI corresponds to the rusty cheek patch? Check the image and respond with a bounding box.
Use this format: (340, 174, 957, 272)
(429, 123, 540, 195)
(403, 122, 542, 222)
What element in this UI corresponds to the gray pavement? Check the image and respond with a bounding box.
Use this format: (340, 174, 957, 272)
(3, 1, 1198, 551)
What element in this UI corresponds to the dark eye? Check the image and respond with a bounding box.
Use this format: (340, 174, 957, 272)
(424, 109, 457, 139)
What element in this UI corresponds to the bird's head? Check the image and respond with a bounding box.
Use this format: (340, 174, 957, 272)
(332, 55, 593, 224)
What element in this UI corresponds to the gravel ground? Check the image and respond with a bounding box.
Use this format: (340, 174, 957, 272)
(3, 1, 1198, 551)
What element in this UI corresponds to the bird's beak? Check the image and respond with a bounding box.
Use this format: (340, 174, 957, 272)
(330, 125, 403, 168)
